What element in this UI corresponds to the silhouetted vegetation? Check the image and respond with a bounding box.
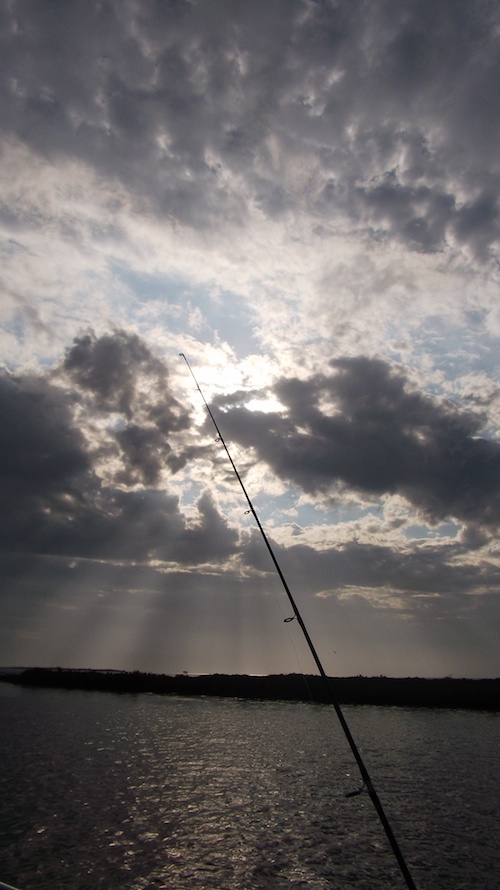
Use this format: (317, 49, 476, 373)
(1, 668, 499, 710)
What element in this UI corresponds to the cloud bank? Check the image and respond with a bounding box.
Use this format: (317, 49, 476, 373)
(1, 331, 499, 677)
(1, 0, 499, 259)
(1, 1, 499, 677)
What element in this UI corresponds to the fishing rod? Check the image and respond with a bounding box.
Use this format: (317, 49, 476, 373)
(179, 353, 418, 890)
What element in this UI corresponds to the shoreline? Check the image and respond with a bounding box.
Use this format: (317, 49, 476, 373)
(1, 667, 499, 710)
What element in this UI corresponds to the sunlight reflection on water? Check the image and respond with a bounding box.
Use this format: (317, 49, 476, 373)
(0, 685, 499, 889)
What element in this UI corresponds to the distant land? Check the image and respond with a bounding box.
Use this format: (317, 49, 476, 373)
(1, 667, 499, 710)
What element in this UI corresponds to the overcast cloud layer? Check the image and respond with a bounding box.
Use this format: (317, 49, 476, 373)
(1, 1, 499, 678)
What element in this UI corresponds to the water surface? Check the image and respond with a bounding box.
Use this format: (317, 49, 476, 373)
(0, 685, 498, 889)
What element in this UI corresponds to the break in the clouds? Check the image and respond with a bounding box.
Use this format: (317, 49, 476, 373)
(1, 1, 499, 677)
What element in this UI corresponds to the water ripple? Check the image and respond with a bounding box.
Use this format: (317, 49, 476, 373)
(0, 688, 498, 889)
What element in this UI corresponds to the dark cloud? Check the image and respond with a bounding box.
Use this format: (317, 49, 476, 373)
(0, 332, 236, 565)
(352, 177, 457, 253)
(215, 357, 500, 529)
(0, 370, 90, 498)
(63, 330, 151, 417)
(1, 0, 499, 256)
(115, 424, 176, 486)
(62, 330, 187, 427)
(61, 329, 190, 485)
(0, 369, 95, 557)
(453, 193, 500, 260)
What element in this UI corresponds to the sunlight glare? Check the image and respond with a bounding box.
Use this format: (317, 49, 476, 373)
(245, 395, 284, 413)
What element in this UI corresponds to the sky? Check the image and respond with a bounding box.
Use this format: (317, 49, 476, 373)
(1, 0, 500, 679)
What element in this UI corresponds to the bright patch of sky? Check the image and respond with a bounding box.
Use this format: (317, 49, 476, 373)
(116, 266, 261, 359)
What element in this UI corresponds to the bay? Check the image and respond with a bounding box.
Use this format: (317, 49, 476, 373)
(0, 684, 498, 889)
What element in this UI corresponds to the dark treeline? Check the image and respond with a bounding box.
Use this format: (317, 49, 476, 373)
(1, 667, 499, 710)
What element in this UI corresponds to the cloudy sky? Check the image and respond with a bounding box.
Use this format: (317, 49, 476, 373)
(1, 0, 500, 678)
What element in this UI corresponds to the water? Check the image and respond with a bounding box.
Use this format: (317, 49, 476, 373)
(0, 685, 498, 890)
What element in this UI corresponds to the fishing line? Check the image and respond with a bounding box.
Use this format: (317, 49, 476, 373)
(179, 352, 418, 890)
